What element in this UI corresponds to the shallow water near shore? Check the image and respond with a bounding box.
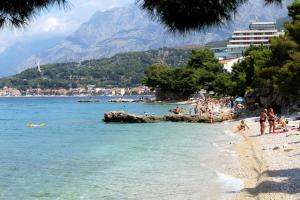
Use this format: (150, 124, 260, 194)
(0, 96, 243, 200)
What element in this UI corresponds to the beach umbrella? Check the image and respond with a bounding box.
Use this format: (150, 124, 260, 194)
(235, 97, 244, 102)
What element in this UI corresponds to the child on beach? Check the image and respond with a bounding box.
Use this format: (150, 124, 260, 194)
(236, 120, 250, 132)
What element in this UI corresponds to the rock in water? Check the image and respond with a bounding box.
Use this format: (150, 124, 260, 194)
(103, 111, 162, 123)
(103, 112, 236, 123)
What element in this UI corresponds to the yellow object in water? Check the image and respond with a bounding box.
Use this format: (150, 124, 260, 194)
(26, 123, 47, 127)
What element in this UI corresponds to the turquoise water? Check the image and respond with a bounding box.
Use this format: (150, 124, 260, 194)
(0, 97, 242, 200)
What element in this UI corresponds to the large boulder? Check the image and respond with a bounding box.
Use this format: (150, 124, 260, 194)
(103, 111, 162, 123)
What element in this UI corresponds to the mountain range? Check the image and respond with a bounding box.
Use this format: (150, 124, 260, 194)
(0, 1, 290, 77)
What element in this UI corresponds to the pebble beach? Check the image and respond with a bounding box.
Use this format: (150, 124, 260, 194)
(233, 118, 300, 200)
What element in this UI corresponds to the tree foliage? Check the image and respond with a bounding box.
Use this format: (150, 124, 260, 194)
(0, 48, 192, 90)
(0, 0, 67, 28)
(143, 48, 233, 100)
(137, 0, 283, 32)
(144, 0, 300, 101)
(0, 0, 283, 31)
(230, 0, 300, 100)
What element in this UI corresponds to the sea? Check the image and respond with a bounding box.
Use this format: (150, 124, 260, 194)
(0, 96, 243, 200)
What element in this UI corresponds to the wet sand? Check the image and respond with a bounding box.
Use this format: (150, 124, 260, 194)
(233, 118, 300, 200)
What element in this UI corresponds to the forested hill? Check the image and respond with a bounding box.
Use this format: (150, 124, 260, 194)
(0, 48, 192, 90)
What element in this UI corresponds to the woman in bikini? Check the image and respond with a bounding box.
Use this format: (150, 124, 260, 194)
(267, 108, 276, 133)
(260, 109, 268, 135)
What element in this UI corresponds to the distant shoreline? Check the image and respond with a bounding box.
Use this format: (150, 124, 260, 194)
(0, 95, 150, 98)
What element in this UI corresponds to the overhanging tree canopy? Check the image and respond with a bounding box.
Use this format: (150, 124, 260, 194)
(136, 0, 283, 32)
(0, 0, 282, 31)
(0, 0, 67, 28)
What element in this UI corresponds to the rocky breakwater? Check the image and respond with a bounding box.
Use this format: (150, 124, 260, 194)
(103, 111, 236, 123)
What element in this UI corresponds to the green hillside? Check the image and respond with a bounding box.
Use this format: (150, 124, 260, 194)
(0, 48, 192, 90)
(205, 40, 228, 48)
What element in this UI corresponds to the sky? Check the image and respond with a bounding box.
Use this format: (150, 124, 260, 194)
(0, 0, 134, 54)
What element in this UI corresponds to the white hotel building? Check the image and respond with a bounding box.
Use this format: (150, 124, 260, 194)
(226, 22, 284, 58)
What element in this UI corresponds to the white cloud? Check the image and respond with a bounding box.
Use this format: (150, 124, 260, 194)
(0, 47, 5, 54)
(0, 0, 134, 54)
(41, 17, 67, 32)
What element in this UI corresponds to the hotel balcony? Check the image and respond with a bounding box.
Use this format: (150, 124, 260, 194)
(232, 29, 278, 34)
(229, 39, 269, 44)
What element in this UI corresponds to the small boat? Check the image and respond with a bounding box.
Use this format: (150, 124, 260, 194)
(78, 100, 99, 103)
(109, 98, 133, 103)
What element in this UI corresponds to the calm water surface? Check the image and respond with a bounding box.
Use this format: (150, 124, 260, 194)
(0, 97, 242, 200)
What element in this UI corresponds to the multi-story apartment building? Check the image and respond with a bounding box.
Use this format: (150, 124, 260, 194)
(226, 22, 284, 58)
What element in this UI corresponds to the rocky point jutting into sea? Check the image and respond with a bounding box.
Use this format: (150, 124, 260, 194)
(103, 111, 236, 123)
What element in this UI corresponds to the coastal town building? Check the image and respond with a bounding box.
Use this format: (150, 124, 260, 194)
(226, 22, 284, 58)
(3, 86, 152, 97)
(0, 86, 21, 96)
(130, 86, 151, 95)
(218, 57, 244, 72)
(112, 88, 126, 96)
(213, 21, 284, 60)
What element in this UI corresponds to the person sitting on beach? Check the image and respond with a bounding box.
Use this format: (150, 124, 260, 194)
(276, 117, 288, 132)
(174, 106, 182, 114)
(236, 120, 249, 132)
(260, 109, 268, 135)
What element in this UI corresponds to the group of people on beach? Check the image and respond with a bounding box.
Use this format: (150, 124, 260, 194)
(171, 96, 241, 123)
(195, 96, 236, 111)
(192, 97, 231, 123)
(259, 108, 289, 135)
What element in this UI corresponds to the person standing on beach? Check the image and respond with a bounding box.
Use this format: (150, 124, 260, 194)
(260, 109, 268, 135)
(194, 103, 199, 114)
(208, 109, 214, 123)
(230, 97, 234, 109)
(267, 108, 276, 133)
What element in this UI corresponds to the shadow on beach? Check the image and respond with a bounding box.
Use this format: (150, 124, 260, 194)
(244, 168, 300, 195)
